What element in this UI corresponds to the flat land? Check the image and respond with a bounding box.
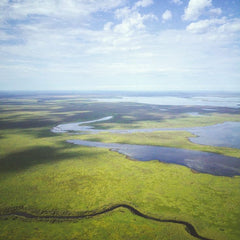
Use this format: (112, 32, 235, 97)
(0, 93, 240, 240)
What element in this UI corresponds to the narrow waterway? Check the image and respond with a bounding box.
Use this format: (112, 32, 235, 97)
(52, 116, 240, 149)
(0, 204, 212, 240)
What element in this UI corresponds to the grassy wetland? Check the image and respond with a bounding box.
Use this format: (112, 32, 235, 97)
(0, 92, 240, 240)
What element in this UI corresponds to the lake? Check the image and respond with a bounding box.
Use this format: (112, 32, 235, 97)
(67, 139, 240, 177)
(52, 110, 240, 176)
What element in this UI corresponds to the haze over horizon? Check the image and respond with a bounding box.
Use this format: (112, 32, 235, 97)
(0, 0, 240, 91)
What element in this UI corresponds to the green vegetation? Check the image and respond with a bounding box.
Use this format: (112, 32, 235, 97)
(0, 94, 240, 240)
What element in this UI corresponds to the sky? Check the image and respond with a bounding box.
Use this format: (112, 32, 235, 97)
(0, 0, 240, 91)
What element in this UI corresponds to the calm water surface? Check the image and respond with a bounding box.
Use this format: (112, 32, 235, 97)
(189, 122, 240, 149)
(52, 117, 240, 149)
(67, 140, 240, 176)
(52, 115, 240, 176)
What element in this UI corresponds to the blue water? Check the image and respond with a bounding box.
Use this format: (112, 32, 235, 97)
(52, 117, 240, 149)
(67, 140, 240, 177)
(189, 122, 240, 149)
(52, 116, 240, 176)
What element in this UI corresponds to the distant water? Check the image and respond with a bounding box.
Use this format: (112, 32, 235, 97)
(67, 140, 240, 177)
(189, 122, 240, 149)
(52, 117, 240, 149)
(93, 96, 240, 108)
(52, 115, 240, 176)
(52, 116, 113, 133)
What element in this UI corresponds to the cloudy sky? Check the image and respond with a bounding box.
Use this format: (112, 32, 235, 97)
(0, 0, 240, 91)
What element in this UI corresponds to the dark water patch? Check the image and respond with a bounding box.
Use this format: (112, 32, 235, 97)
(0, 204, 212, 240)
(67, 140, 240, 177)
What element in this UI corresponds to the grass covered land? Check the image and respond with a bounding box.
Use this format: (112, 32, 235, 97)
(0, 93, 240, 240)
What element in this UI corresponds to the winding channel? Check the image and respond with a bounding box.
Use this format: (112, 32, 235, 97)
(52, 116, 240, 177)
(52, 116, 240, 149)
(0, 204, 212, 240)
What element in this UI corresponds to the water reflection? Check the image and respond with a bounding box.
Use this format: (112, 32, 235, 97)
(188, 122, 240, 149)
(67, 140, 240, 177)
(52, 117, 240, 149)
(52, 116, 240, 176)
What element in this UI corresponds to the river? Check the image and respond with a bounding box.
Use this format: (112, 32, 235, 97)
(52, 116, 240, 176)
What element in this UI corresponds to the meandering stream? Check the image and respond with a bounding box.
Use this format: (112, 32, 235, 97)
(0, 204, 212, 240)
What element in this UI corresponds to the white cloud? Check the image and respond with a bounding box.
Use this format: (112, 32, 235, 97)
(0, 31, 14, 41)
(186, 18, 226, 33)
(113, 4, 157, 34)
(134, 0, 153, 9)
(2, 22, 239, 87)
(114, 11, 157, 34)
(183, 0, 212, 21)
(0, 0, 125, 22)
(115, 7, 132, 20)
(219, 19, 240, 33)
(1, 24, 240, 91)
(104, 22, 114, 31)
(209, 8, 222, 15)
(0, 0, 240, 91)
(162, 10, 172, 22)
(187, 18, 240, 34)
(171, 0, 183, 5)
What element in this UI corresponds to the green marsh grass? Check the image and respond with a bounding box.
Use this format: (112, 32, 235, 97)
(0, 96, 240, 240)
